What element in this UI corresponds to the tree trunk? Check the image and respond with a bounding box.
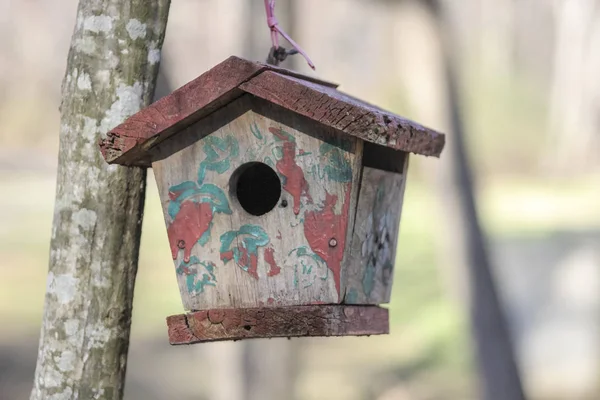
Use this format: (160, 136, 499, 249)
(30, 1, 170, 399)
(479, 0, 515, 77)
(547, 0, 599, 173)
(394, 0, 527, 398)
(434, 2, 527, 399)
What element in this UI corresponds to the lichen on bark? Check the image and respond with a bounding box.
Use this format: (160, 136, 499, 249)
(30, 1, 171, 400)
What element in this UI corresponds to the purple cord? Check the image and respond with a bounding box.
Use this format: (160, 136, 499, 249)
(264, 0, 315, 70)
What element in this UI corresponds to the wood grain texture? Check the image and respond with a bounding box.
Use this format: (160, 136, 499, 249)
(152, 95, 361, 310)
(99, 57, 445, 167)
(167, 305, 389, 344)
(99, 56, 338, 166)
(343, 157, 409, 305)
(239, 72, 445, 158)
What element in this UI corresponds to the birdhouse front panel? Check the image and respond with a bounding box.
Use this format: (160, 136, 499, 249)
(152, 96, 362, 311)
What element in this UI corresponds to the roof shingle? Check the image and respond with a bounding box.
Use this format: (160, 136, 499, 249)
(99, 56, 445, 166)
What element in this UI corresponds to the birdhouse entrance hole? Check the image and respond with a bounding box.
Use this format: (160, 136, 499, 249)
(231, 162, 281, 216)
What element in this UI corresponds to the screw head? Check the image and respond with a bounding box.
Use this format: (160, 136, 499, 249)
(177, 240, 186, 249)
(281, 199, 288, 208)
(329, 238, 338, 247)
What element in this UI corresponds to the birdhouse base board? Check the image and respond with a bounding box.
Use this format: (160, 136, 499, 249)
(166, 305, 389, 344)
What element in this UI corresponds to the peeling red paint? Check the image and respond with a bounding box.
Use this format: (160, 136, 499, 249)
(259, 297, 277, 306)
(269, 127, 312, 214)
(168, 201, 213, 262)
(303, 182, 352, 298)
(264, 247, 282, 277)
(220, 246, 259, 279)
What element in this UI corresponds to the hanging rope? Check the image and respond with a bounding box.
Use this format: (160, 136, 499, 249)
(264, 0, 315, 69)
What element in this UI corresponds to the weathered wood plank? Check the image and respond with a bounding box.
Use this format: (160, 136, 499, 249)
(240, 72, 445, 158)
(99, 57, 445, 167)
(99, 57, 338, 166)
(341, 139, 364, 299)
(152, 95, 361, 310)
(100, 57, 260, 166)
(167, 305, 389, 344)
(343, 157, 409, 304)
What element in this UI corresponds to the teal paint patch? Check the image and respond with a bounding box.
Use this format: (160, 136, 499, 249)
(293, 259, 318, 289)
(383, 259, 394, 271)
(197, 135, 239, 185)
(320, 143, 352, 183)
(219, 225, 270, 279)
(344, 288, 359, 304)
(272, 146, 284, 161)
(264, 156, 275, 168)
(308, 165, 327, 180)
(176, 256, 217, 296)
(291, 246, 310, 257)
(169, 181, 198, 195)
(250, 122, 263, 140)
(168, 135, 236, 219)
(302, 263, 313, 275)
(198, 184, 232, 215)
(289, 246, 328, 289)
(166, 135, 238, 258)
(167, 182, 231, 220)
(167, 181, 201, 219)
(220, 225, 269, 255)
(362, 259, 376, 297)
(167, 202, 179, 220)
(376, 184, 385, 204)
(197, 225, 212, 246)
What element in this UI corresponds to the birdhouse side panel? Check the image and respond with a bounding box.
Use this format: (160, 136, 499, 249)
(343, 158, 409, 305)
(152, 100, 361, 310)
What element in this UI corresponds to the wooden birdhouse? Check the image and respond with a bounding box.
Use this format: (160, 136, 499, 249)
(99, 56, 445, 344)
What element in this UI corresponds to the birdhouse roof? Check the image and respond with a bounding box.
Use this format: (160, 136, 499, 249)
(99, 56, 445, 167)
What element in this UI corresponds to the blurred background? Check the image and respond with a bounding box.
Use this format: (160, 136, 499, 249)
(1, 0, 599, 399)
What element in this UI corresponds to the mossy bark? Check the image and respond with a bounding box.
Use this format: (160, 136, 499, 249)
(30, 1, 170, 399)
